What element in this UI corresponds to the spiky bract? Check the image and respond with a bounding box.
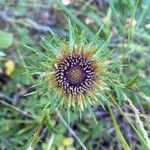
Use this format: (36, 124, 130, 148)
(34, 27, 117, 112)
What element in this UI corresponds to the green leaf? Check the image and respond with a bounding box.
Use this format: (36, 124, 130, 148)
(0, 51, 6, 57)
(94, 33, 112, 56)
(68, 18, 75, 51)
(0, 30, 13, 48)
(125, 74, 139, 88)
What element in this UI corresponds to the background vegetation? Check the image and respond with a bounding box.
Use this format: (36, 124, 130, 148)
(0, 0, 150, 150)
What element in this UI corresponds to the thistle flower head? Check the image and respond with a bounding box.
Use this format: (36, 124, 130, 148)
(31, 23, 117, 113)
(54, 51, 97, 96)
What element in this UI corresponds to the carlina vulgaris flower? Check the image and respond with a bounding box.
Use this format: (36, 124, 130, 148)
(37, 25, 114, 112)
(50, 48, 108, 110)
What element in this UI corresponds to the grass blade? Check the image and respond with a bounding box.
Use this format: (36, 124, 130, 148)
(56, 0, 104, 46)
(109, 105, 131, 150)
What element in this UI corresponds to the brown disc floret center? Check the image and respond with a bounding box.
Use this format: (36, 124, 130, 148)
(66, 66, 84, 84)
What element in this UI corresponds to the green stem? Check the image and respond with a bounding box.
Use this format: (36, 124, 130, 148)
(56, 110, 87, 150)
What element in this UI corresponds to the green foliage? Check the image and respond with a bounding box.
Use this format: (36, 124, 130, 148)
(0, 0, 150, 150)
(0, 51, 6, 57)
(0, 30, 13, 48)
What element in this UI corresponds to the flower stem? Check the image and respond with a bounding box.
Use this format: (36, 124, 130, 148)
(56, 110, 87, 150)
